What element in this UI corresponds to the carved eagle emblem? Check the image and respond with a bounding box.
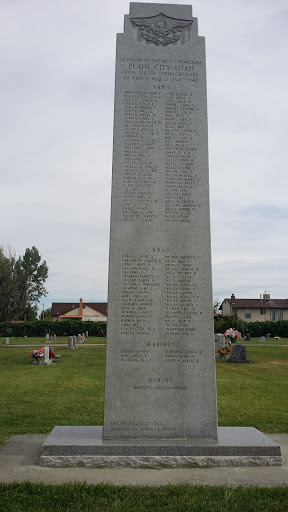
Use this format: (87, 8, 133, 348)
(130, 12, 193, 46)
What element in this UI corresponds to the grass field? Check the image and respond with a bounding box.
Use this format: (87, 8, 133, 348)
(0, 343, 287, 446)
(0, 343, 287, 511)
(237, 337, 288, 345)
(0, 344, 106, 446)
(1, 336, 106, 345)
(1, 482, 288, 512)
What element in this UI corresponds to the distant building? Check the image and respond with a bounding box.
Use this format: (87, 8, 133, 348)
(220, 293, 288, 322)
(51, 298, 107, 322)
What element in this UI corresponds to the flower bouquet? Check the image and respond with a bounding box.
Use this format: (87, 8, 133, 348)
(30, 349, 44, 360)
(217, 346, 231, 356)
(224, 328, 241, 342)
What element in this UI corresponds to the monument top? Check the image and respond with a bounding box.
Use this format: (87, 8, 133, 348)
(129, 2, 193, 19)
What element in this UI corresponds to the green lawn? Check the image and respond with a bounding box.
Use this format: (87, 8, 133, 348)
(238, 337, 288, 345)
(0, 344, 288, 510)
(0, 344, 287, 446)
(1, 482, 288, 512)
(0, 345, 105, 446)
(1, 336, 106, 345)
(216, 346, 288, 432)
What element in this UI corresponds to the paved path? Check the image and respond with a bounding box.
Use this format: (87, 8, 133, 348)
(0, 434, 287, 487)
(1, 344, 106, 347)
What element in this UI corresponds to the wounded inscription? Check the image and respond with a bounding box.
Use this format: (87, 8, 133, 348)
(165, 255, 201, 335)
(123, 91, 159, 223)
(122, 88, 202, 223)
(120, 349, 149, 362)
(164, 92, 201, 223)
(120, 253, 201, 336)
(121, 254, 161, 335)
(165, 349, 202, 363)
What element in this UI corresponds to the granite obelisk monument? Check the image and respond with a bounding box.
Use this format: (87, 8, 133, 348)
(40, 3, 281, 467)
(103, 1, 218, 440)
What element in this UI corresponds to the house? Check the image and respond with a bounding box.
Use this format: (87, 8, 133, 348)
(51, 298, 107, 322)
(220, 293, 288, 322)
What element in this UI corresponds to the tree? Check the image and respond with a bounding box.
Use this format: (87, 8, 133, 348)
(39, 306, 52, 320)
(0, 246, 15, 321)
(0, 246, 48, 322)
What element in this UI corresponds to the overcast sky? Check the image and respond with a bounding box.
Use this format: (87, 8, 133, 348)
(1, 0, 288, 311)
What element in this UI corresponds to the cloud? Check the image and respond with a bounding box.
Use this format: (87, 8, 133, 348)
(0, 0, 288, 306)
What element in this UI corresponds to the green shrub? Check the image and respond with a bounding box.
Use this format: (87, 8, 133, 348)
(214, 317, 288, 337)
(0, 320, 106, 337)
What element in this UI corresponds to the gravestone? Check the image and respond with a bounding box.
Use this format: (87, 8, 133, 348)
(2, 338, 9, 345)
(78, 334, 82, 343)
(86, 331, 89, 338)
(40, 2, 281, 468)
(67, 336, 74, 349)
(227, 344, 250, 364)
(245, 333, 250, 341)
(258, 336, 266, 343)
(215, 333, 225, 351)
(32, 346, 52, 365)
(72, 335, 78, 349)
(46, 334, 50, 340)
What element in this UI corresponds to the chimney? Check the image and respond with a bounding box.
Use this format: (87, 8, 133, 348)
(79, 297, 83, 317)
(231, 293, 235, 302)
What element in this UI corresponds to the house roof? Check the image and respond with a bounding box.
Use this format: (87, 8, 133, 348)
(51, 302, 107, 317)
(220, 297, 288, 310)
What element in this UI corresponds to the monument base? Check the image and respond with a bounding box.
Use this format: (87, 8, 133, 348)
(39, 426, 282, 468)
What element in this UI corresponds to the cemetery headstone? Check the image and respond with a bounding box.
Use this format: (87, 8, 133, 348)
(46, 334, 50, 340)
(2, 338, 9, 345)
(53, 334, 56, 341)
(258, 336, 266, 343)
(215, 334, 226, 359)
(227, 344, 250, 363)
(40, 3, 281, 468)
(266, 333, 271, 339)
(78, 334, 82, 343)
(215, 333, 225, 351)
(33, 346, 52, 365)
(245, 333, 250, 341)
(67, 336, 74, 349)
(86, 331, 89, 338)
(73, 336, 78, 349)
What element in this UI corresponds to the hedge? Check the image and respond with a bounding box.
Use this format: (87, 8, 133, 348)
(214, 317, 288, 337)
(0, 317, 287, 339)
(0, 320, 106, 338)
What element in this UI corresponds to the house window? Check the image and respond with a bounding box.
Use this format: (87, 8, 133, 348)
(271, 309, 282, 321)
(260, 308, 266, 314)
(245, 308, 251, 318)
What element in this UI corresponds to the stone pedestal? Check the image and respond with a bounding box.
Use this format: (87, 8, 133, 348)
(39, 426, 282, 467)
